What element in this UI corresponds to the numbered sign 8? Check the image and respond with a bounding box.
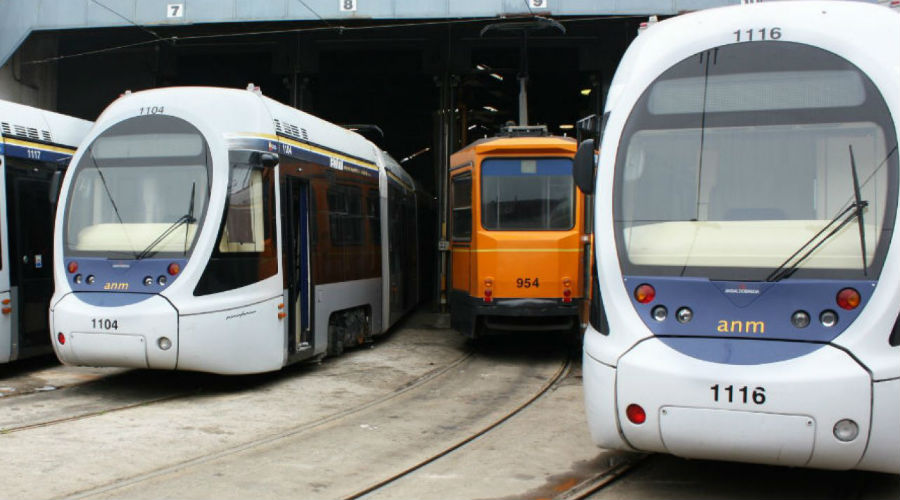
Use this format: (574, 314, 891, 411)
(340, 0, 357, 12)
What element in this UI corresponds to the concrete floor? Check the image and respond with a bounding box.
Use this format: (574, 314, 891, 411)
(0, 311, 897, 500)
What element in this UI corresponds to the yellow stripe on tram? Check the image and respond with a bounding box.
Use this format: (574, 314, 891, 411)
(230, 132, 379, 171)
(3, 137, 75, 154)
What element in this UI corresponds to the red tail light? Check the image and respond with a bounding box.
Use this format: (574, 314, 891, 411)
(484, 288, 493, 303)
(836, 288, 860, 310)
(57, 332, 66, 345)
(563, 288, 572, 303)
(167, 262, 181, 276)
(626, 404, 646, 424)
(634, 284, 655, 304)
(67, 261, 78, 273)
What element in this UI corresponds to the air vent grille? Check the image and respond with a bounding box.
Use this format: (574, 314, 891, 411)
(273, 119, 308, 143)
(1, 122, 53, 143)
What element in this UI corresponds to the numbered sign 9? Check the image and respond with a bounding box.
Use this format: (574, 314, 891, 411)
(340, 0, 357, 12)
(529, 0, 550, 9)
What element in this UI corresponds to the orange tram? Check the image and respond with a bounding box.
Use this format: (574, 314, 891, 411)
(448, 126, 588, 337)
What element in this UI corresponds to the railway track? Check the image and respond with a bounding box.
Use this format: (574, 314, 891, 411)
(338, 350, 646, 500)
(552, 453, 646, 500)
(58, 351, 476, 499)
(343, 356, 573, 500)
(51, 347, 570, 499)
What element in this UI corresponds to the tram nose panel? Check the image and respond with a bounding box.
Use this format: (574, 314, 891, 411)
(51, 293, 178, 369)
(615, 338, 871, 470)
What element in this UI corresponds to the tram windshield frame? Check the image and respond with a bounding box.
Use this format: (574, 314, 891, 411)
(613, 41, 898, 281)
(63, 115, 212, 259)
(480, 157, 575, 231)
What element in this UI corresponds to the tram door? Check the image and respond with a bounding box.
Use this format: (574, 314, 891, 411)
(5, 158, 59, 356)
(284, 176, 311, 353)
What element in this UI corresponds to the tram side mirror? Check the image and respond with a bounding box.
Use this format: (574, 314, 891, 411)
(574, 139, 596, 195)
(48, 170, 63, 204)
(255, 152, 279, 168)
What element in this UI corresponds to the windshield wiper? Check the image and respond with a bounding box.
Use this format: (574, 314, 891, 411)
(183, 182, 196, 255)
(766, 146, 868, 282)
(137, 182, 197, 260)
(849, 145, 868, 276)
(90, 149, 138, 258)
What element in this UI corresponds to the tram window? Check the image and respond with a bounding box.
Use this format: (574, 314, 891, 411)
(614, 41, 897, 280)
(194, 151, 276, 295)
(327, 185, 363, 246)
(219, 165, 265, 253)
(481, 158, 574, 231)
(451, 173, 472, 240)
(367, 190, 380, 245)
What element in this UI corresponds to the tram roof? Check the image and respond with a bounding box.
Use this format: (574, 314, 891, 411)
(0, 99, 91, 149)
(457, 134, 577, 157)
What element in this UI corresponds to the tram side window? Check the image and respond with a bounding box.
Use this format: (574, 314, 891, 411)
(451, 174, 472, 241)
(367, 190, 380, 245)
(327, 185, 363, 246)
(194, 151, 277, 296)
(219, 166, 266, 253)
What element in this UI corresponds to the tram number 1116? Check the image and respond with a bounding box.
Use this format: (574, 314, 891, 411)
(710, 384, 766, 405)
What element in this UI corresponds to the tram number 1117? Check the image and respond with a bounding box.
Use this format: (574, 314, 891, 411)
(710, 384, 766, 405)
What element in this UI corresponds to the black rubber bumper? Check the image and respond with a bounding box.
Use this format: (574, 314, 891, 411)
(448, 289, 581, 337)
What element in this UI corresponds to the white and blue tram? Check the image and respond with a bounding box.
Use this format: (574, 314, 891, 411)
(50, 85, 423, 375)
(576, 2, 900, 473)
(0, 100, 91, 364)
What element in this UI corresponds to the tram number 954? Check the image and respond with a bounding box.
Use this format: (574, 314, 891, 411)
(91, 318, 119, 330)
(516, 277, 540, 288)
(711, 384, 766, 405)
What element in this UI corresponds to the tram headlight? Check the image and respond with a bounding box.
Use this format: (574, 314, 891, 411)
(157, 337, 172, 351)
(819, 310, 838, 328)
(651, 305, 667, 322)
(833, 419, 859, 442)
(157, 275, 167, 286)
(676, 307, 693, 324)
(143, 276, 153, 286)
(86, 275, 95, 285)
(791, 310, 810, 328)
(74, 274, 83, 284)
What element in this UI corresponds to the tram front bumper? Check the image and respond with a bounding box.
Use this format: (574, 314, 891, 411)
(51, 293, 178, 369)
(449, 290, 581, 336)
(586, 335, 875, 471)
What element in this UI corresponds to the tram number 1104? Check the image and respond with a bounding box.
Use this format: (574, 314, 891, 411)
(711, 384, 766, 405)
(92, 318, 119, 330)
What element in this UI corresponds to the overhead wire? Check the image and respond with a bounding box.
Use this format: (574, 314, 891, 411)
(294, 0, 337, 29)
(24, 13, 644, 65)
(89, 0, 169, 44)
(522, 0, 536, 16)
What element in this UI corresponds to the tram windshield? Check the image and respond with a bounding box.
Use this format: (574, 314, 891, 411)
(615, 42, 898, 281)
(481, 157, 574, 231)
(64, 115, 211, 258)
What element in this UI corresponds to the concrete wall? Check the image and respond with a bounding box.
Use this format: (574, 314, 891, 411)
(0, 35, 58, 111)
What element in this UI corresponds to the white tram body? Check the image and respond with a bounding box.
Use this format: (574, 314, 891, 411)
(0, 100, 91, 363)
(50, 86, 421, 375)
(581, 2, 900, 473)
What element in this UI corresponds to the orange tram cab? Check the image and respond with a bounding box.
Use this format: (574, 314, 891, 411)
(448, 126, 588, 337)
